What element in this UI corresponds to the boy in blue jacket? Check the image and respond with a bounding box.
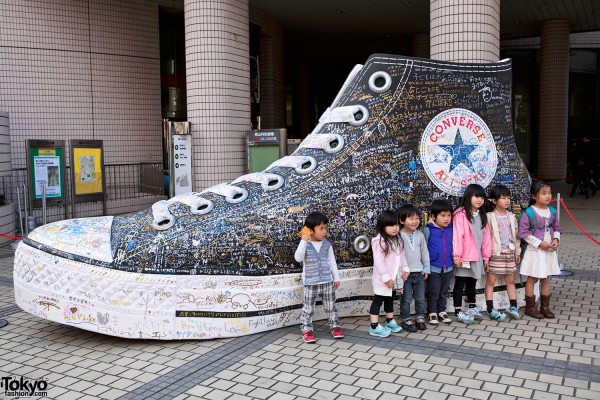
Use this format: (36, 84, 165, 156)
(423, 199, 454, 325)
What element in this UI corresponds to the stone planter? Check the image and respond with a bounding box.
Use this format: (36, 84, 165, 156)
(0, 202, 17, 247)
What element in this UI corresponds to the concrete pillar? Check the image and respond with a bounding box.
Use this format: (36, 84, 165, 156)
(184, 0, 251, 190)
(430, 0, 500, 62)
(411, 33, 430, 59)
(538, 20, 570, 180)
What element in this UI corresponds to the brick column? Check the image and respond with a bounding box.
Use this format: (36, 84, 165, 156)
(184, 0, 251, 190)
(430, 0, 500, 62)
(538, 20, 570, 180)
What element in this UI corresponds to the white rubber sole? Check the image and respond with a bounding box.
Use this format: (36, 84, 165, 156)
(14, 241, 532, 339)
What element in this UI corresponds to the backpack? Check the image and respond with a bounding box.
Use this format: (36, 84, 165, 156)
(519, 206, 557, 257)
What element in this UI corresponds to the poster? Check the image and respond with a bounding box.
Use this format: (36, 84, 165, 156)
(33, 156, 61, 197)
(72, 147, 103, 195)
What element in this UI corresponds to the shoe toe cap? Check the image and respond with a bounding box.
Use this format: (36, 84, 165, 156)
(27, 216, 114, 263)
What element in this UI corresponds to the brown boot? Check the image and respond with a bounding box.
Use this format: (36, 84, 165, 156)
(525, 295, 544, 319)
(540, 295, 555, 319)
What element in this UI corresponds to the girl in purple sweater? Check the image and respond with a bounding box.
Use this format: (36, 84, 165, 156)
(518, 180, 561, 319)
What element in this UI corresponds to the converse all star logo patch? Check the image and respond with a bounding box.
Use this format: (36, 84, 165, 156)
(420, 108, 498, 196)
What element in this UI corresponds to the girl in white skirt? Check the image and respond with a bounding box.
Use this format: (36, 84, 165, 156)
(517, 180, 561, 319)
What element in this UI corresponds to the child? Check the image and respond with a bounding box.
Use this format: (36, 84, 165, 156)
(485, 185, 521, 321)
(369, 210, 410, 337)
(423, 199, 454, 325)
(295, 212, 343, 342)
(518, 180, 561, 319)
(452, 184, 492, 324)
(398, 204, 430, 332)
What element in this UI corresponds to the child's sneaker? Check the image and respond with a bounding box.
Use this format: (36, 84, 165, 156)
(506, 306, 520, 320)
(416, 319, 427, 331)
(401, 320, 418, 333)
(466, 307, 483, 321)
(456, 311, 475, 324)
(438, 312, 452, 324)
(488, 308, 506, 322)
(386, 320, 403, 333)
(302, 330, 316, 343)
(369, 324, 391, 337)
(331, 326, 344, 338)
(428, 313, 439, 325)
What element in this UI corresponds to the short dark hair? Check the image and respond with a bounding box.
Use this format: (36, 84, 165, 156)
(489, 184, 511, 200)
(304, 212, 329, 230)
(430, 199, 453, 217)
(529, 179, 551, 206)
(397, 204, 420, 223)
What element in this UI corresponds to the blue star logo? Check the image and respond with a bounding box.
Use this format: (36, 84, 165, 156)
(438, 128, 477, 173)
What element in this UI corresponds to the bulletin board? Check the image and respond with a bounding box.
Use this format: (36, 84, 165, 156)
(26, 139, 67, 208)
(69, 140, 106, 215)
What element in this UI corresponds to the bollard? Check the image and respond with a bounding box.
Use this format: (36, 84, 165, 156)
(42, 184, 47, 225)
(15, 186, 24, 238)
(556, 193, 573, 277)
(27, 216, 37, 233)
(23, 183, 29, 236)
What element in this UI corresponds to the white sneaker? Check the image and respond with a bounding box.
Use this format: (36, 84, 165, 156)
(438, 312, 452, 324)
(13, 55, 531, 340)
(428, 313, 439, 325)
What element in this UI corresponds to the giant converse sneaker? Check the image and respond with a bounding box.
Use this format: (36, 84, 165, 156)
(14, 54, 531, 339)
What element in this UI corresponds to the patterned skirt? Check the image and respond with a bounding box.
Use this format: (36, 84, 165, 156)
(488, 250, 517, 274)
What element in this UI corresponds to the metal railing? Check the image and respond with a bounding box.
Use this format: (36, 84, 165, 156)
(0, 162, 165, 230)
(106, 162, 165, 199)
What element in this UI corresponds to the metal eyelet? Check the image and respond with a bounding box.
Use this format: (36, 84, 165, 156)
(152, 217, 175, 231)
(324, 134, 344, 154)
(353, 235, 371, 254)
(294, 156, 317, 175)
(191, 199, 214, 215)
(226, 187, 248, 204)
(262, 175, 284, 191)
(349, 105, 369, 126)
(368, 71, 392, 93)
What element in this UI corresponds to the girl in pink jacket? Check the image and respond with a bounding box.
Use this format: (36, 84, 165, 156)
(452, 184, 492, 324)
(369, 210, 410, 337)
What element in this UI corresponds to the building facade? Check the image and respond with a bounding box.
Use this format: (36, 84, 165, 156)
(1, 0, 599, 227)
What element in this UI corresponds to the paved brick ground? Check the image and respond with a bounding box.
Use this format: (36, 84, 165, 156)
(0, 182, 598, 399)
